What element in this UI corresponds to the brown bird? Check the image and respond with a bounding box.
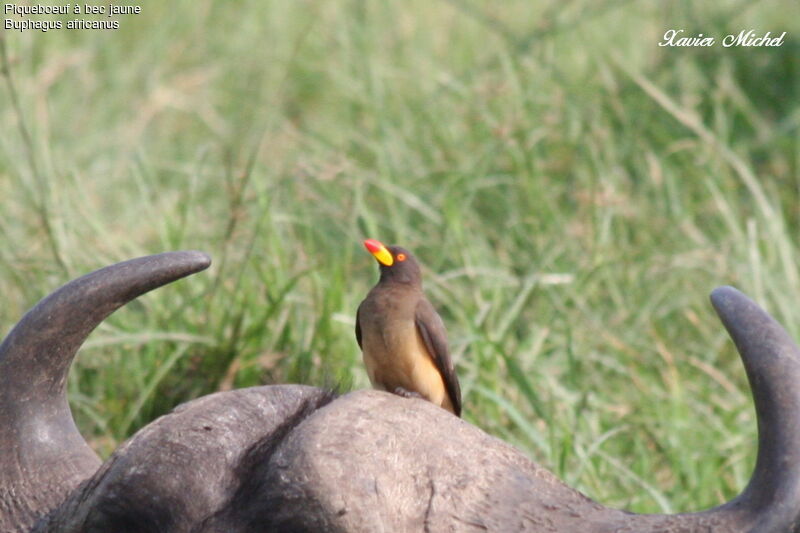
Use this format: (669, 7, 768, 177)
(356, 239, 461, 416)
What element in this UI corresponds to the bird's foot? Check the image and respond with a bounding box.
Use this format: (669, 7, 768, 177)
(393, 387, 423, 400)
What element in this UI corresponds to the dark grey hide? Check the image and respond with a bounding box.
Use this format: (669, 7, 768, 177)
(1, 252, 800, 532)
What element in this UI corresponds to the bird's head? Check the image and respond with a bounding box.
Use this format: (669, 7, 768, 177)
(363, 239, 422, 285)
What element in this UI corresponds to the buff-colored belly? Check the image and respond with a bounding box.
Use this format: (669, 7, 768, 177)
(362, 320, 452, 411)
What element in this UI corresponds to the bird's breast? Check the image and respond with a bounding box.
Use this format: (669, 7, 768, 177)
(360, 315, 447, 408)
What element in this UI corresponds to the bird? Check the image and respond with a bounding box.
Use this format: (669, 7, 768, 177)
(356, 238, 462, 416)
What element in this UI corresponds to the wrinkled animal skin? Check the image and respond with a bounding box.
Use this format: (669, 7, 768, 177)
(1, 252, 800, 532)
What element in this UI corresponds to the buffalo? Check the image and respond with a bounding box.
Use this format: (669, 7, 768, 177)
(2, 251, 799, 532)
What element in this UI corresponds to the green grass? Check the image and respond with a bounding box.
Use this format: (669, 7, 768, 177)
(1, 0, 799, 515)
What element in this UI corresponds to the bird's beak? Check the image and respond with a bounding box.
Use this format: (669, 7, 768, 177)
(364, 239, 394, 266)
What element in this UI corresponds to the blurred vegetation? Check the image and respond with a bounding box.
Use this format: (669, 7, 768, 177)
(1, 0, 799, 514)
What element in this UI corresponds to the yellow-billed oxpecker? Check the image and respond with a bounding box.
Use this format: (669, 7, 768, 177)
(356, 239, 462, 416)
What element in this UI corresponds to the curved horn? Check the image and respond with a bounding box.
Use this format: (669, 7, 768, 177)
(0, 251, 211, 533)
(709, 286, 800, 530)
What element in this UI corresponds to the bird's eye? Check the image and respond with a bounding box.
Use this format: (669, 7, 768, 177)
(396, 253, 406, 262)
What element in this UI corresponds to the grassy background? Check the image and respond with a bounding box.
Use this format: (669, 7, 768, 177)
(2, 0, 799, 514)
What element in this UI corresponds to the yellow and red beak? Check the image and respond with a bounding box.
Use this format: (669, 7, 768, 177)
(364, 239, 394, 266)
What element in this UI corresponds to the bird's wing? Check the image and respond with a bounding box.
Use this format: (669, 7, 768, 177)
(415, 298, 462, 416)
(355, 301, 363, 350)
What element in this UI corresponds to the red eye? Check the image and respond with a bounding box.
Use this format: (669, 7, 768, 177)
(396, 253, 406, 262)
